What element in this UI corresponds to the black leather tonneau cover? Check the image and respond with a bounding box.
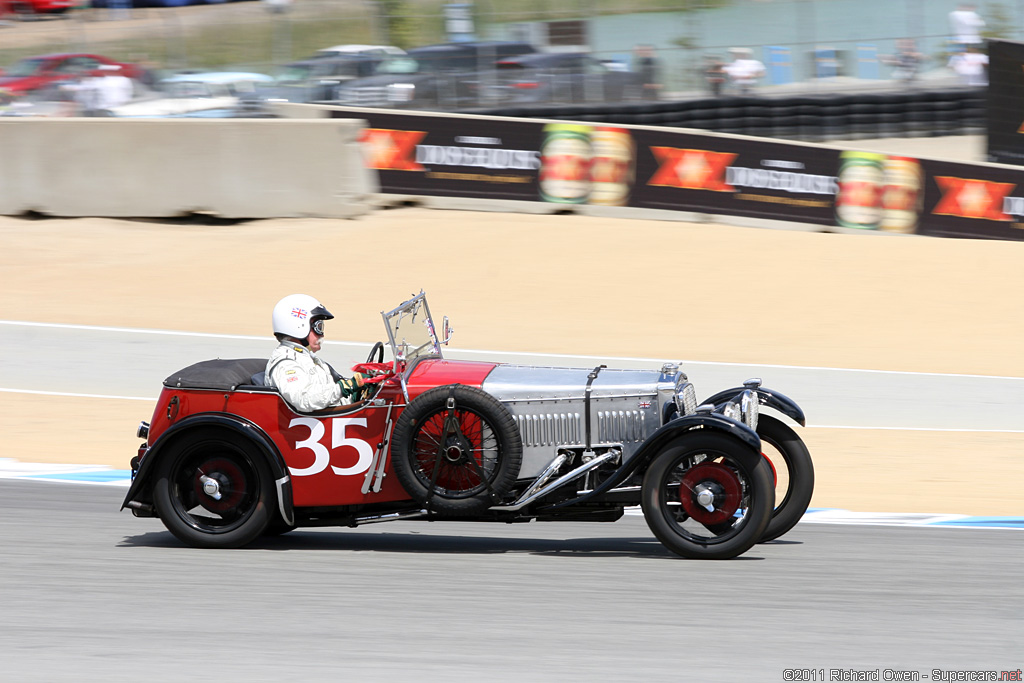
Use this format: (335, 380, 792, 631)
(163, 358, 267, 390)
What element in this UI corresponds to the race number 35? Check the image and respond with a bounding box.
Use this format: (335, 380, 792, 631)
(287, 417, 374, 477)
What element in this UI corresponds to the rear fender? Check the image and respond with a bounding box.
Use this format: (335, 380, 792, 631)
(541, 413, 761, 510)
(700, 386, 805, 426)
(120, 413, 294, 526)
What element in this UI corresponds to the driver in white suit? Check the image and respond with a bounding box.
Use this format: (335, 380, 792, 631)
(266, 294, 364, 412)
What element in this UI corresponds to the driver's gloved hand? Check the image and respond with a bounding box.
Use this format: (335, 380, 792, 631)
(338, 373, 366, 399)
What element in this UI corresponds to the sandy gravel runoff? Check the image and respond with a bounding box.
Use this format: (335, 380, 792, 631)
(2, 203, 1024, 516)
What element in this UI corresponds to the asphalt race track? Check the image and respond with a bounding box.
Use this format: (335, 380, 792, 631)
(3, 83, 1024, 677)
(2, 479, 1021, 682)
(1, 322, 1022, 680)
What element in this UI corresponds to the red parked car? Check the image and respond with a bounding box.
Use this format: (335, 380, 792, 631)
(0, 53, 140, 95)
(0, 0, 73, 17)
(121, 292, 815, 560)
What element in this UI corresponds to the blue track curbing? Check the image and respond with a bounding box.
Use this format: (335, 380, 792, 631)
(3, 460, 1021, 528)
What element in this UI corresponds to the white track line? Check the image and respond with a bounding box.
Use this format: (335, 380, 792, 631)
(4, 319, 1024, 381)
(3, 320, 1024, 432)
(0, 388, 153, 401)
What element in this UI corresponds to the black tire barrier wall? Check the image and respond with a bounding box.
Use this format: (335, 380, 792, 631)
(464, 88, 986, 143)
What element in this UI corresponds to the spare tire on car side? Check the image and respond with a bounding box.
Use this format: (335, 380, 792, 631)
(390, 384, 523, 515)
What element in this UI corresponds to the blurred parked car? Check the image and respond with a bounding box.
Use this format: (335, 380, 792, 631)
(88, 0, 240, 7)
(0, 53, 141, 96)
(312, 44, 407, 59)
(236, 52, 398, 114)
(492, 52, 642, 105)
(0, 88, 59, 117)
(332, 41, 537, 110)
(0, 81, 78, 117)
(0, 0, 73, 18)
(111, 72, 273, 118)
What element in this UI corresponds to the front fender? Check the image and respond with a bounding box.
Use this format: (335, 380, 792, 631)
(700, 386, 806, 427)
(120, 413, 294, 526)
(542, 412, 761, 510)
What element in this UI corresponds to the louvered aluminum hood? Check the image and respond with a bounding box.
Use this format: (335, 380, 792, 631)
(481, 364, 679, 478)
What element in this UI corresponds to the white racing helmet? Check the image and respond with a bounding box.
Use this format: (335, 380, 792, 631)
(272, 294, 334, 343)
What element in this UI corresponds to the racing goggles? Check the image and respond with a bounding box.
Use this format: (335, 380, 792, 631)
(311, 318, 326, 336)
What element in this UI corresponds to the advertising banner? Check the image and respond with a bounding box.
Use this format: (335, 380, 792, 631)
(330, 107, 1024, 241)
(330, 108, 842, 226)
(917, 158, 1024, 240)
(336, 110, 543, 201)
(628, 129, 841, 226)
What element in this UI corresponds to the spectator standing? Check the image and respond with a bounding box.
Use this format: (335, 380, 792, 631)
(633, 44, 662, 100)
(882, 39, 923, 84)
(97, 65, 134, 111)
(723, 48, 765, 95)
(949, 3, 985, 49)
(63, 75, 107, 115)
(949, 44, 989, 86)
(703, 55, 726, 96)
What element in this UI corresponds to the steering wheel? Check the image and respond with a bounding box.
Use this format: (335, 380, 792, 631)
(366, 341, 384, 364)
(352, 343, 392, 402)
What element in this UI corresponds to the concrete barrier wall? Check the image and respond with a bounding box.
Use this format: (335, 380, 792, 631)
(0, 118, 377, 219)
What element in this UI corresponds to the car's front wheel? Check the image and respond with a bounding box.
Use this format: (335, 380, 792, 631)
(757, 415, 815, 543)
(152, 428, 274, 548)
(641, 433, 774, 560)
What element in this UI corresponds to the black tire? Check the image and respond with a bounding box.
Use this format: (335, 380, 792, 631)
(390, 385, 522, 515)
(641, 433, 774, 560)
(152, 428, 274, 549)
(757, 415, 815, 543)
(263, 516, 296, 537)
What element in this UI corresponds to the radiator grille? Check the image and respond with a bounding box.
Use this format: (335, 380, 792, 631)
(338, 86, 388, 107)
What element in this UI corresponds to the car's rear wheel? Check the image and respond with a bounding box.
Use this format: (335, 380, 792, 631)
(152, 428, 274, 548)
(641, 433, 774, 560)
(390, 385, 522, 515)
(757, 415, 814, 543)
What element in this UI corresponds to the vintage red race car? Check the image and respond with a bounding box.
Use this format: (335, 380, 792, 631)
(0, 0, 73, 18)
(122, 293, 813, 559)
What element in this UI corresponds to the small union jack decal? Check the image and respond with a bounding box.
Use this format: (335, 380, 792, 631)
(638, 399, 652, 409)
(291, 308, 308, 319)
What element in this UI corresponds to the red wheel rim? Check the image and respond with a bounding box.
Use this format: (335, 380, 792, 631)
(411, 411, 490, 493)
(762, 451, 778, 487)
(678, 462, 742, 525)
